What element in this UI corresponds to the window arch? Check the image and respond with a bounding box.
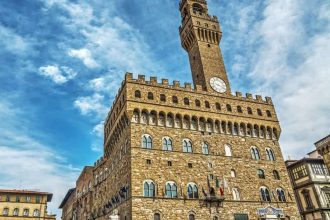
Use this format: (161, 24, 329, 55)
(225, 144, 232, 157)
(232, 188, 241, 200)
(154, 213, 161, 220)
(33, 209, 40, 217)
(202, 142, 209, 155)
(3, 208, 9, 216)
(184, 98, 190, 105)
(166, 113, 174, 127)
(142, 135, 152, 149)
(257, 169, 265, 179)
(237, 106, 243, 113)
(165, 182, 177, 198)
(260, 187, 271, 202)
(195, 99, 201, 107)
(162, 137, 173, 151)
(23, 209, 29, 216)
(141, 111, 148, 124)
(273, 170, 280, 180)
(257, 109, 263, 116)
(189, 213, 195, 220)
(226, 104, 232, 112)
(148, 92, 154, 100)
(187, 183, 199, 199)
(231, 169, 236, 178)
(213, 217, 219, 220)
(192, 3, 203, 14)
(247, 107, 253, 115)
(143, 180, 155, 197)
(205, 101, 210, 108)
(13, 208, 19, 216)
(266, 148, 275, 161)
(132, 109, 139, 123)
(135, 90, 141, 98)
(183, 139, 193, 153)
(266, 110, 272, 117)
(251, 146, 260, 160)
(215, 102, 221, 110)
(160, 94, 166, 102)
(172, 96, 178, 104)
(277, 188, 286, 202)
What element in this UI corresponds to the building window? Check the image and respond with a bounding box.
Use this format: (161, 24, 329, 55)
(144, 180, 155, 197)
(266, 110, 272, 117)
(257, 169, 265, 179)
(188, 163, 193, 168)
(232, 188, 241, 200)
(5, 195, 10, 202)
(13, 208, 19, 216)
(251, 146, 260, 160)
(302, 190, 313, 209)
(162, 137, 173, 151)
(16, 196, 20, 202)
(183, 139, 193, 153)
(277, 188, 286, 202)
(266, 148, 275, 161)
(187, 183, 199, 199)
(257, 109, 262, 116)
(26, 196, 31, 202)
(237, 106, 243, 113)
(189, 214, 195, 220)
(23, 209, 29, 216)
(215, 103, 221, 110)
(165, 182, 177, 198)
(160, 94, 166, 102)
(195, 99, 201, 107)
(231, 169, 236, 178)
(135, 90, 141, 98)
(3, 208, 9, 216)
(260, 187, 271, 202)
(202, 142, 209, 155)
(311, 163, 329, 175)
(226, 104, 232, 112)
(36, 196, 41, 203)
(324, 192, 330, 204)
(234, 214, 249, 220)
(142, 135, 152, 149)
(184, 98, 190, 105)
(154, 213, 161, 220)
(292, 165, 308, 179)
(172, 96, 178, 104)
(205, 101, 210, 108)
(225, 144, 232, 157)
(33, 209, 40, 217)
(247, 107, 253, 115)
(148, 92, 154, 100)
(146, 159, 151, 165)
(168, 161, 172, 166)
(213, 217, 219, 220)
(273, 170, 280, 180)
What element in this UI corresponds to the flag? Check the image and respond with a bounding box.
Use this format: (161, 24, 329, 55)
(207, 175, 211, 189)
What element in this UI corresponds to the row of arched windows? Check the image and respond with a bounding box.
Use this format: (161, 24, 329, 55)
(2, 208, 40, 217)
(132, 109, 279, 140)
(260, 187, 286, 202)
(250, 146, 276, 161)
(142, 135, 233, 156)
(154, 212, 210, 220)
(257, 169, 280, 180)
(134, 90, 273, 118)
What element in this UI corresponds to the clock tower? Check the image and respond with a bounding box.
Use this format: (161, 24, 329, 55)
(179, 0, 231, 94)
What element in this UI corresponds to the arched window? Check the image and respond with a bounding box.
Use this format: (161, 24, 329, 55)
(33, 209, 40, 217)
(237, 106, 243, 113)
(166, 113, 174, 127)
(215, 103, 221, 110)
(187, 183, 199, 199)
(3, 208, 9, 216)
(165, 182, 177, 198)
(225, 144, 232, 157)
(149, 111, 157, 125)
(13, 208, 19, 216)
(132, 109, 139, 123)
(23, 209, 29, 216)
(247, 107, 253, 115)
(159, 112, 165, 126)
(172, 96, 178, 104)
(163, 137, 173, 151)
(266, 110, 272, 117)
(230, 169, 236, 178)
(148, 92, 154, 100)
(141, 111, 148, 124)
(260, 187, 271, 202)
(205, 101, 210, 108)
(192, 3, 203, 14)
(184, 98, 190, 105)
(195, 99, 201, 107)
(183, 116, 190, 129)
(142, 135, 152, 149)
(183, 139, 193, 153)
(251, 146, 260, 160)
(143, 180, 155, 197)
(232, 188, 240, 200)
(213, 217, 219, 220)
(226, 104, 232, 112)
(189, 214, 195, 220)
(160, 94, 166, 102)
(135, 90, 141, 98)
(277, 188, 286, 202)
(154, 213, 161, 220)
(266, 148, 275, 161)
(257, 169, 265, 179)
(273, 170, 280, 180)
(202, 142, 209, 155)
(257, 109, 263, 116)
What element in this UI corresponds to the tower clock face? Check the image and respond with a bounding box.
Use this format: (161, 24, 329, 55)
(210, 77, 227, 93)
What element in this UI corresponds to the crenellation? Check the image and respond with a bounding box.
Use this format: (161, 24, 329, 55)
(265, 97, 272, 104)
(125, 72, 133, 80)
(246, 93, 253, 99)
(255, 95, 263, 102)
(137, 75, 145, 83)
(150, 76, 157, 84)
(235, 92, 242, 98)
(173, 80, 180, 88)
(161, 78, 169, 85)
(184, 82, 192, 90)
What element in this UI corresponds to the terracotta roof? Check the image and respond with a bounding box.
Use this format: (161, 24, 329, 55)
(0, 189, 53, 202)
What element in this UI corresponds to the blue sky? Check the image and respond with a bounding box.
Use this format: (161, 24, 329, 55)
(0, 0, 329, 217)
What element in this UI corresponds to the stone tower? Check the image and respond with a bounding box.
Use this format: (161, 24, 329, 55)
(179, 0, 231, 94)
(315, 135, 330, 171)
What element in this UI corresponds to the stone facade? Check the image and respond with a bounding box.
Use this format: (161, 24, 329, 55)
(59, 188, 76, 220)
(286, 150, 330, 220)
(61, 0, 301, 219)
(315, 135, 330, 171)
(0, 189, 56, 220)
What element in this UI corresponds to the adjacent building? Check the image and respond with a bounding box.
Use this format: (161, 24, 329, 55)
(59, 188, 76, 220)
(61, 0, 301, 219)
(0, 189, 56, 220)
(315, 135, 330, 171)
(286, 150, 330, 220)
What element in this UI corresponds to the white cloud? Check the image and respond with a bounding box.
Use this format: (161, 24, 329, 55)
(0, 25, 30, 55)
(74, 93, 107, 116)
(92, 121, 104, 138)
(68, 48, 98, 69)
(38, 65, 77, 84)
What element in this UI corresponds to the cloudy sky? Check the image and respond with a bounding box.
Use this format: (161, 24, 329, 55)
(0, 0, 329, 217)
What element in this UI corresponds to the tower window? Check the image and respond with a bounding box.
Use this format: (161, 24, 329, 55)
(257, 109, 263, 116)
(188, 163, 193, 168)
(168, 161, 172, 166)
(257, 169, 265, 179)
(192, 3, 204, 14)
(266, 110, 272, 117)
(195, 99, 201, 107)
(135, 90, 141, 98)
(226, 104, 232, 112)
(237, 106, 243, 113)
(172, 96, 178, 104)
(144, 180, 155, 197)
(146, 159, 151, 165)
(215, 103, 221, 110)
(184, 97, 190, 105)
(247, 107, 253, 115)
(160, 94, 166, 102)
(148, 92, 154, 100)
(205, 101, 210, 108)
